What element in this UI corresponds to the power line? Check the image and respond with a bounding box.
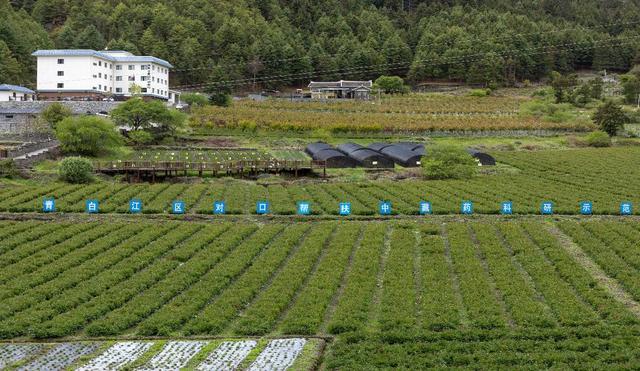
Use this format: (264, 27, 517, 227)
(170, 18, 640, 73)
(172, 34, 640, 90)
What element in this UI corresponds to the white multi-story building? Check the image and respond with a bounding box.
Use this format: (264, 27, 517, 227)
(32, 49, 173, 101)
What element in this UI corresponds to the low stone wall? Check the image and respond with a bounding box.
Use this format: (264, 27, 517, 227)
(0, 101, 121, 115)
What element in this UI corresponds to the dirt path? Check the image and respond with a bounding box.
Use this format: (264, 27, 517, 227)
(546, 223, 640, 318)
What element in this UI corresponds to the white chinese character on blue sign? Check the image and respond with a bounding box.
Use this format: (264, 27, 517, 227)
(42, 198, 55, 213)
(541, 202, 553, 215)
(213, 201, 226, 215)
(461, 201, 473, 215)
(339, 202, 351, 216)
(172, 201, 185, 214)
(621, 202, 633, 216)
(256, 201, 269, 215)
(129, 199, 142, 213)
(580, 201, 593, 215)
(419, 201, 432, 215)
(501, 201, 513, 215)
(379, 201, 392, 215)
(297, 201, 310, 215)
(85, 199, 99, 214)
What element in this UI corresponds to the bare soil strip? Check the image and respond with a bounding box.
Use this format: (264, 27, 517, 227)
(547, 223, 640, 317)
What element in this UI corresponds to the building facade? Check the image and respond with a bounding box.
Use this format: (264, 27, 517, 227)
(32, 50, 173, 101)
(0, 84, 36, 102)
(308, 80, 372, 100)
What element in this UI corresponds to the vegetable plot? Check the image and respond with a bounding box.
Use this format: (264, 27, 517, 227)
(195, 340, 257, 371)
(76, 341, 153, 371)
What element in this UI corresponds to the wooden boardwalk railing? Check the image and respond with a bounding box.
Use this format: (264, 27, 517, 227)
(94, 160, 327, 180)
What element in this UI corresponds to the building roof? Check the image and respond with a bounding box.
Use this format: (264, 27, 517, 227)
(0, 84, 35, 94)
(309, 80, 373, 89)
(31, 49, 174, 69)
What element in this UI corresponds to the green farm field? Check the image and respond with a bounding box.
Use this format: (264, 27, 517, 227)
(3, 147, 638, 216)
(1, 217, 640, 369)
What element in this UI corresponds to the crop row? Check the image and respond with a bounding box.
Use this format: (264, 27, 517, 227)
(0, 219, 638, 339)
(1, 148, 637, 215)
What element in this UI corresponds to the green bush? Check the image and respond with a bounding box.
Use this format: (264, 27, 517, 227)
(41, 102, 72, 128)
(59, 157, 93, 184)
(585, 131, 611, 147)
(55, 115, 123, 156)
(422, 146, 477, 180)
(468, 89, 491, 97)
(128, 130, 154, 146)
(181, 92, 208, 107)
(0, 159, 18, 178)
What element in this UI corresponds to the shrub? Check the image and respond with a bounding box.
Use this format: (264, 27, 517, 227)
(0, 159, 18, 178)
(422, 146, 476, 180)
(593, 100, 630, 136)
(128, 130, 154, 146)
(585, 131, 611, 147)
(59, 157, 93, 183)
(55, 115, 123, 156)
(468, 89, 490, 97)
(181, 92, 208, 107)
(41, 102, 72, 128)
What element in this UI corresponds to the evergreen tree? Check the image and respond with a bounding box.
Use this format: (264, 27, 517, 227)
(74, 25, 106, 50)
(592, 100, 629, 136)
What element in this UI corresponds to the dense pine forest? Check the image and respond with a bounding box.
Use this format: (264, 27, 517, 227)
(2, 0, 640, 89)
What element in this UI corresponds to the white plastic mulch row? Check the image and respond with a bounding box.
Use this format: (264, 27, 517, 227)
(0, 338, 306, 371)
(196, 340, 257, 371)
(137, 341, 207, 371)
(248, 338, 307, 371)
(17, 342, 101, 371)
(76, 341, 153, 371)
(0, 344, 46, 369)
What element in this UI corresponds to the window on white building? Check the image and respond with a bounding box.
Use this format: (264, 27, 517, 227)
(128, 76, 135, 81)
(57, 59, 64, 64)
(128, 65, 135, 70)
(104, 86, 107, 91)
(141, 88, 147, 93)
(116, 88, 122, 93)
(99, 73, 102, 78)
(141, 76, 148, 81)
(98, 84, 101, 90)
(152, 88, 155, 94)
(99, 61, 102, 66)
(116, 76, 122, 81)
(116, 65, 122, 70)
(105, 75, 108, 80)
(57, 83, 64, 88)
(57, 71, 64, 76)
(141, 65, 149, 70)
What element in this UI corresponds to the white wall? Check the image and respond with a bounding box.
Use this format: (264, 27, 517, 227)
(0, 91, 34, 101)
(37, 55, 170, 99)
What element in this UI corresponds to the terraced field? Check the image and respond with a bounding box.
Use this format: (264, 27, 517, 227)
(1, 147, 638, 215)
(1, 218, 640, 369)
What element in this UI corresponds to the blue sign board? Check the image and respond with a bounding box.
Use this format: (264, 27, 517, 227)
(461, 201, 473, 215)
(129, 199, 142, 213)
(419, 201, 432, 215)
(621, 202, 633, 216)
(213, 201, 226, 215)
(580, 201, 593, 215)
(85, 199, 99, 214)
(379, 201, 392, 215)
(256, 201, 269, 215)
(297, 201, 311, 215)
(501, 201, 513, 215)
(339, 202, 351, 216)
(42, 198, 55, 213)
(541, 202, 554, 215)
(172, 200, 185, 214)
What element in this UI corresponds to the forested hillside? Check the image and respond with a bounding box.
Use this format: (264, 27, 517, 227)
(1, 0, 640, 89)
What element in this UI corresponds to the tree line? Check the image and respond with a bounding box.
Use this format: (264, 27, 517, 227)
(2, 0, 640, 90)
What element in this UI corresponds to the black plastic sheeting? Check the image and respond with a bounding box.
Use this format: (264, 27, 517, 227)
(313, 149, 357, 168)
(305, 142, 333, 156)
(337, 143, 395, 168)
(380, 146, 423, 167)
(467, 148, 496, 166)
(366, 142, 425, 167)
(305, 142, 357, 168)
